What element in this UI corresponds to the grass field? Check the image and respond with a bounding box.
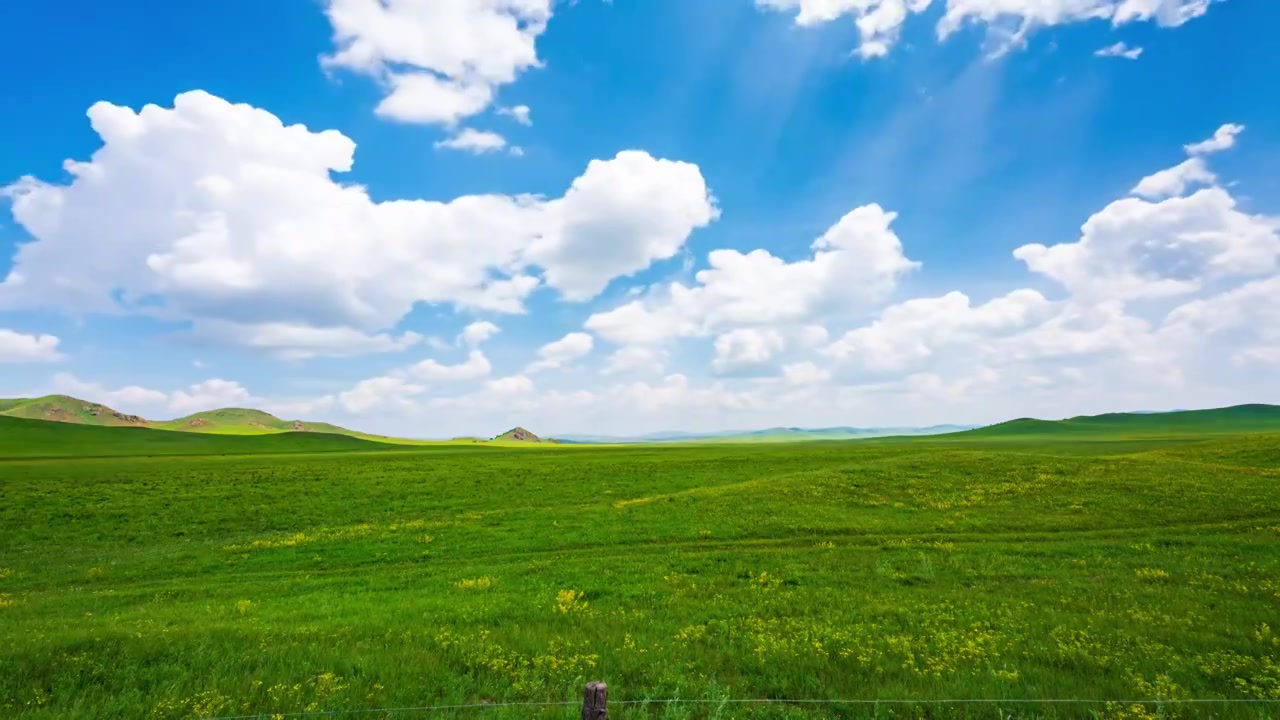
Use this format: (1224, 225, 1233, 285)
(2, 415, 1280, 719)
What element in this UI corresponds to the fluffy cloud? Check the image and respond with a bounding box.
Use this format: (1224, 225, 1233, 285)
(758, 0, 1215, 58)
(331, 346, 495, 415)
(780, 361, 832, 386)
(0, 329, 63, 362)
(602, 346, 669, 376)
(321, 0, 552, 126)
(498, 105, 532, 125)
(586, 204, 917, 344)
(190, 321, 422, 359)
(169, 379, 254, 415)
(1131, 158, 1216, 199)
(1185, 123, 1245, 155)
(409, 350, 493, 381)
(1015, 187, 1280, 303)
(459, 321, 501, 347)
(434, 128, 508, 154)
(1, 92, 716, 357)
(1095, 41, 1143, 59)
(824, 290, 1054, 372)
(712, 328, 785, 372)
(757, 0, 930, 58)
(525, 152, 720, 300)
(526, 332, 594, 373)
(338, 376, 427, 414)
(486, 374, 536, 396)
(1160, 276, 1280, 366)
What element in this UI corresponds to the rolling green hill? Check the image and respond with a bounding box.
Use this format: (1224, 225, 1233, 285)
(959, 403, 1280, 439)
(0, 414, 402, 458)
(0, 395, 150, 427)
(154, 407, 327, 434)
(0, 395, 390, 440)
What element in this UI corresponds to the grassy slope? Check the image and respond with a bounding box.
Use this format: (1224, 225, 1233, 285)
(2, 425, 1279, 718)
(960, 403, 1280, 439)
(0, 396, 390, 440)
(0, 395, 149, 427)
(153, 407, 290, 433)
(0, 415, 400, 458)
(1, 395, 538, 446)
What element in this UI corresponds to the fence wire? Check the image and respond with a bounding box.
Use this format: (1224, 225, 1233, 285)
(200, 696, 1280, 720)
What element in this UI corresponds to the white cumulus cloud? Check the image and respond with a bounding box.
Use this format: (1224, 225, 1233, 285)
(409, 350, 493, 381)
(321, 0, 552, 126)
(498, 105, 532, 125)
(1095, 41, 1143, 59)
(339, 376, 427, 414)
(1131, 158, 1216, 200)
(525, 152, 720, 300)
(434, 128, 508, 153)
(585, 203, 918, 345)
(602, 345, 669, 376)
(526, 332, 595, 373)
(0, 329, 63, 362)
(712, 328, 786, 372)
(169, 379, 254, 415)
(459, 321, 501, 347)
(1015, 187, 1280, 303)
(189, 321, 422, 359)
(1, 92, 716, 358)
(1185, 123, 1246, 156)
(758, 0, 1216, 59)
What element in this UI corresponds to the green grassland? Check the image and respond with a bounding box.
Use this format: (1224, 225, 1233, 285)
(2, 411, 1280, 718)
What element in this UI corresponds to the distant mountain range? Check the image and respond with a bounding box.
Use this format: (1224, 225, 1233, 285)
(552, 424, 978, 444)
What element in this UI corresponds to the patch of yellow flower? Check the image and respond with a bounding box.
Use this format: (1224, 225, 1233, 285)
(750, 571, 783, 591)
(224, 519, 434, 552)
(150, 689, 231, 719)
(882, 537, 956, 552)
(555, 589, 588, 614)
(455, 576, 496, 591)
(1135, 567, 1170, 582)
(674, 624, 709, 644)
(435, 629, 598, 693)
(1100, 703, 1159, 720)
(236, 599, 253, 615)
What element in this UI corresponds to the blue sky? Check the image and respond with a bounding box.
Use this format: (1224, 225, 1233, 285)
(2, 0, 1278, 438)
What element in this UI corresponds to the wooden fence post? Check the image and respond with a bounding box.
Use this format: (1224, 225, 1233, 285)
(581, 681, 608, 719)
